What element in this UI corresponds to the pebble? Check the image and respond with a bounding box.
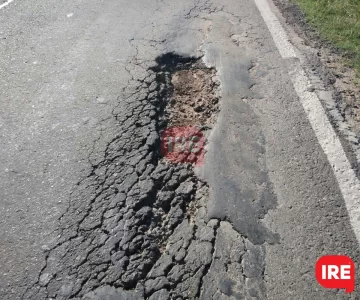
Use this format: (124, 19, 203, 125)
(96, 97, 109, 104)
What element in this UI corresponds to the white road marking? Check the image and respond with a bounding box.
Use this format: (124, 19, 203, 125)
(0, 0, 14, 10)
(254, 0, 297, 58)
(254, 0, 360, 243)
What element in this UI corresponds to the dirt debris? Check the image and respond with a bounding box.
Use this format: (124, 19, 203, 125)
(167, 68, 219, 127)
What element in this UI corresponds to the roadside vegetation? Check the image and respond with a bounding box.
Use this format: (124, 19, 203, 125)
(293, 0, 360, 72)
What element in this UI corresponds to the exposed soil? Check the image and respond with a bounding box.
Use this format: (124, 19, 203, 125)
(23, 53, 224, 300)
(167, 68, 219, 127)
(153, 55, 221, 166)
(274, 0, 360, 136)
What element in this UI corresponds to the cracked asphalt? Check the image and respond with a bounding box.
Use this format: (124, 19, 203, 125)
(1, 0, 360, 299)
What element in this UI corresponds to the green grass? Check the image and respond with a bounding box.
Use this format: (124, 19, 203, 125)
(293, 0, 360, 72)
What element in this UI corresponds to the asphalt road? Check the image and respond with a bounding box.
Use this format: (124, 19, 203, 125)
(0, 0, 359, 299)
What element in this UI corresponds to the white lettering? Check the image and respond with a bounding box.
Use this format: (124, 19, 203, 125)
(341, 265, 351, 280)
(328, 265, 339, 280)
(322, 265, 327, 280)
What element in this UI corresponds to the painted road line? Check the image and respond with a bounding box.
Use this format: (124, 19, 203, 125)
(254, 0, 297, 58)
(0, 0, 15, 10)
(254, 0, 360, 243)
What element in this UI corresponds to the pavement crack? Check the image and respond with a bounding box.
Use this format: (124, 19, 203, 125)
(23, 52, 222, 300)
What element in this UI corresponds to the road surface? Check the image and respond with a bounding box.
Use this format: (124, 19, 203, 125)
(1, 0, 359, 299)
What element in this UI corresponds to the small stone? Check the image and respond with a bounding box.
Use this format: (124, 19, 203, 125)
(148, 254, 173, 278)
(196, 225, 215, 242)
(39, 273, 52, 286)
(111, 251, 126, 264)
(83, 286, 143, 300)
(167, 205, 184, 229)
(41, 244, 51, 251)
(166, 178, 179, 191)
(157, 191, 174, 210)
(175, 181, 194, 198)
(148, 289, 170, 300)
(96, 96, 109, 104)
(145, 277, 170, 294)
(59, 283, 74, 296)
(174, 248, 186, 262)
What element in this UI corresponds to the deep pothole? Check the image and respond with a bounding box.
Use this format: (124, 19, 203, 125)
(24, 53, 222, 300)
(152, 53, 220, 167)
(168, 68, 219, 127)
(150, 53, 221, 248)
(152, 53, 220, 129)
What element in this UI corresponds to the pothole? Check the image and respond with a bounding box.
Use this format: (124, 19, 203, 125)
(24, 53, 222, 300)
(151, 53, 220, 130)
(152, 53, 220, 167)
(151, 52, 221, 234)
(168, 68, 219, 127)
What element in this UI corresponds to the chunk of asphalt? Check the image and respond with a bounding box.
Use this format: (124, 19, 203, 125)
(83, 286, 143, 300)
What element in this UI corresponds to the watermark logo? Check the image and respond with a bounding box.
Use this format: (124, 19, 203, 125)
(161, 126, 205, 166)
(315, 255, 355, 293)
